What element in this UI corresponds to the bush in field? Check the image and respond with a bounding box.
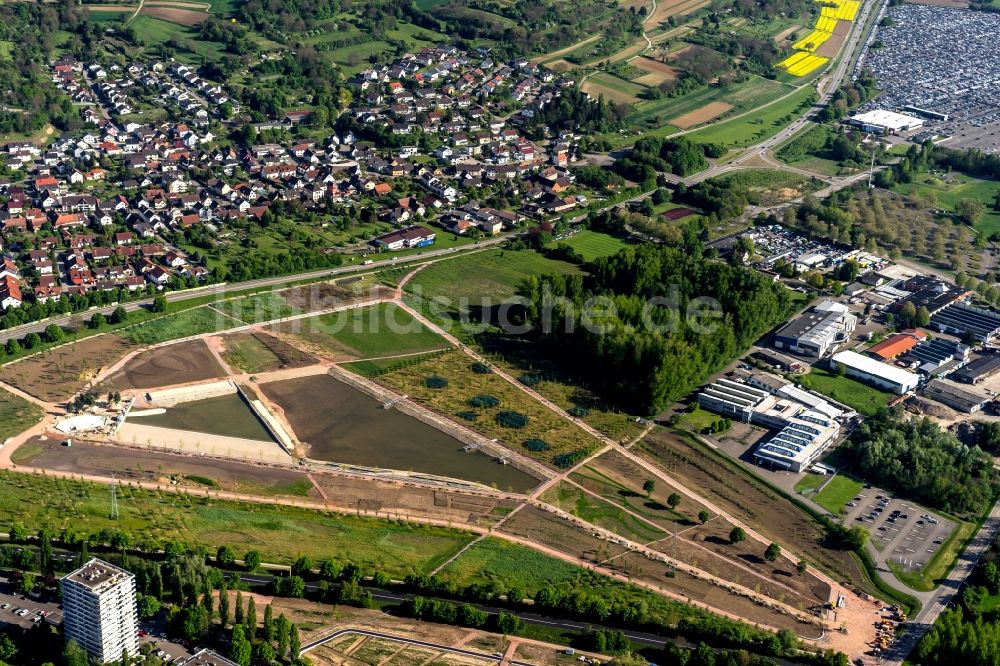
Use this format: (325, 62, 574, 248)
(568, 406, 590, 417)
(469, 394, 500, 409)
(496, 411, 529, 428)
(424, 376, 449, 389)
(523, 439, 551, 452)
(471, 362, 492, 374)
(553, 450, 586, 468)
(456, 411, 478, 421)
(517, 374, 541, 387)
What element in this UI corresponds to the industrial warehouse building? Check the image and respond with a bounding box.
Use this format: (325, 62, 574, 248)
(697, 374, 842, 472)
(922, 379, 991, 413)
(931, 303, 1000, 342)
(831, 350, 920, 394)
(773, 300, 856, 357)
(847, 109, 925, 134)
(953, 353, 1000, 384)
(867, 329, 926, 360)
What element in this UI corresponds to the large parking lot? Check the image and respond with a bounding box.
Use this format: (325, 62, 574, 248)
(0, 580, 62, 629)
(843, 491, 955, 572)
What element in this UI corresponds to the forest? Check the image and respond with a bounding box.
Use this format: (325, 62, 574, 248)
(515, 239, 793, 414)
(843, 408, 999, 516)
(0, 2, 82, 135)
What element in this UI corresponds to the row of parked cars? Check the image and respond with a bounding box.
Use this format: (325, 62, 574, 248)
(1, 602, 49, 623)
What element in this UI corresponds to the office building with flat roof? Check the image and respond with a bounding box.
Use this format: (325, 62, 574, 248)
(61, 558, 139, 663)
(773, 301, 856, 357)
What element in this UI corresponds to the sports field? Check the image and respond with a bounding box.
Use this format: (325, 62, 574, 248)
(552, 231, 628, 261)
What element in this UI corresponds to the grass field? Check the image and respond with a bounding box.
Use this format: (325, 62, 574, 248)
(892, 172, 1000, 237)
(216, 292, 299, 324)
(298, 302, 451, 359)
(221, 335, 282, 374)
(0, 389, 43, 442)
(688, 87, 816, 149)
(796, 368, 893, 416)
(552, 231, 628, 261)
(121, 306, 236, 345)
(813, 475, 864, 515)
(542, 482, 668, 543)
(0, 470, 472, 573)
(405, 249, 582, 303)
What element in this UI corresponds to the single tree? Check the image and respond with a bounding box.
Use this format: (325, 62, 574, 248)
(217, 545, 236, 566)
(244, 550, 261, 571)
(764, 543, 781, 562)
(729, 527, 746, 544)
(698, 510, 710, 524)
(796, 560, 808, 576)
(642, 479, 656, 496)
(666, 493, 681, 509)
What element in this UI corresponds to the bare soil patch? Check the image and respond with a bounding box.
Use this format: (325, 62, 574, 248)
(309, 474, 518, 528)
(816, 18, 851, 58)
(671, 101, 733, 129)
(631, 57, 681, 87)
(138, 5, 208, 25)
(0, 335, 135, 402)
(277, 281, 393, 312)
(105, 339, 226, 390)
(144, 0, 211, 9)
(16, 436, 315, 497)
(612, 552, 816, 633)
(499, 505, 629, 563)
(645, 0, 708, 26)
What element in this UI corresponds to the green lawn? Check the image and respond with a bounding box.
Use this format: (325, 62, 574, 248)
(543, 483, 667, 543)
(813, 475, 863, 515)
(0, 470, 471, 574)
(687, 87, 816, 149)
(216, 291, 299, 324)
(0, 388, 43, 442)
(405, 248, 582, 303)
(296, 302, 451, 358)
(892, 172, 1000, 237)
(221, 335, 283, 374)
(796, 368, 893, 416)
(121, 306, 236, 345)
(552, 230, 628, 261)
(794, 473, 826, 495)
